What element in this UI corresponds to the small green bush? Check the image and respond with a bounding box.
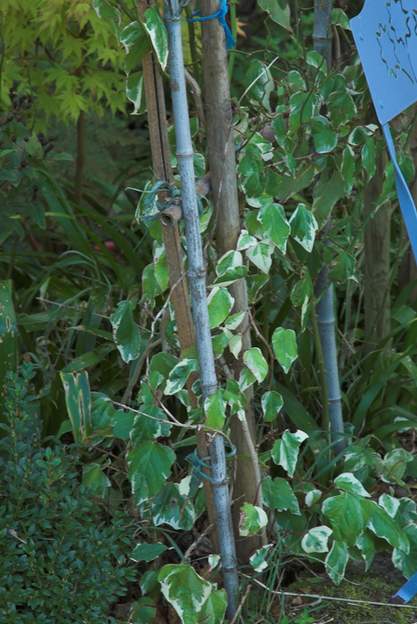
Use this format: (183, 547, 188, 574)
(0, 367, 135, 623)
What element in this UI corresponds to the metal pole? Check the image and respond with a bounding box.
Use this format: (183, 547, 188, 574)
(164, 0, 239, 617)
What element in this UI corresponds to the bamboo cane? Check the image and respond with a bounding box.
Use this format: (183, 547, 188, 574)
(314, 0, 345, 453)
(164, 0, 239, 615)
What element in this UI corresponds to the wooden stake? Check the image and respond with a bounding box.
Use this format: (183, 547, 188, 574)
(200, 0, 265, 561)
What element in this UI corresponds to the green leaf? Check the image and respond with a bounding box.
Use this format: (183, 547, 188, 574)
(215, 250, 247, 285)
(130, 598, 156, 624)
(302, 526, 332, 554)
(325, 541, 349, 585)
(82, 463, 111, 497)
(158, 564, 213, 624)
(272, 430, 308, 477)
(261, 390, 284, 422)
(356, 532, 376, 572)
(289, 204, 318, 253)
(110, 300, 145, 364)
(272, 327, 298, 373)
(152, 483, 196, 530)
(0, 281, 18, 411)
(243, 347, 268, 383)
(378, 494, 400, 519)
(92, 0, 121, 34)
(208, 287, 235, 329)
(61, 371, 92, 443)
(165, 358, 199, 395)
(143, 7, 169, 70)
(204, 390, 226, 430)
(263, 476, 300, 515)
(197, 590, 227, 624)
(249, 543, 273, 572)
(322, 493, 365, 545)
(128, 441, 175, 505)
(334, 473, 370, 498)
(239, 503, 268, 536)
(131, 542, 168, 563)
(246, 241, 274, 273)
(258, 0, 292, 30)
(381, 449, 413, 484)
(257, 200, 291, 253)
(120, 20, 145, 53)
(331, 8, 350, 29)
(311, 116, 338, 153)
(126, 73, 143, 115)
(362, 499, 409, 552)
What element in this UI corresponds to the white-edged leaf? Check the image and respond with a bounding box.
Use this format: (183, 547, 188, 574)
(302, 526, 332, 554)
(272, 429, 308, 478)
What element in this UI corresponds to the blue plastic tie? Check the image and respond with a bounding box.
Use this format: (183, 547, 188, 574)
(393, 571, 417, 604)
(188, 0, 235, 49)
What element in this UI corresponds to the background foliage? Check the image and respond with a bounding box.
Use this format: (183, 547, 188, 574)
(2, 0, 417, 622)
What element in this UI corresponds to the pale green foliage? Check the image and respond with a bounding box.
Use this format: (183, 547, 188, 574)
(1, 0, 128, 124)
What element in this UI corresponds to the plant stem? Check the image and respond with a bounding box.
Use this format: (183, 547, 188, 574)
(165, 1, 239, 616)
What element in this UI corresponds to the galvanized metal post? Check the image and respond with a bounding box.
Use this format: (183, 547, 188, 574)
(164, 0, 239, 616)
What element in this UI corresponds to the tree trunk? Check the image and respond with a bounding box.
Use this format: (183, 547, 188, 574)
(200, 0, 265, 561)
(364, 152, 391, 350)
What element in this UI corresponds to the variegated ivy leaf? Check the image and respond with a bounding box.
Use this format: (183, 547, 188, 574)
(272, 327, 298, 374)
(356, 533, 375, 572)
(238, 366, 257, 392)
(305, 488, 322, 507)
(243, 347, 268, 383)
(164, 358, 198, 395)
(381, 448, 413, 485)
(257, 200, 291, 253)
(289, 203, 318, 253)
(158, 564, 213, 624)
(204, 390, 226, 430)
(302, 526, 332, 554)
(325, 541, 349, 585)
(246, 241, 274, 273)
(128, 441, 175, 506)
(226, 330, 242, 359)
(208, 554, 221, 571)
(215, 250, 247, 285)
(142, 7, 168, 70)
(261, 390, 284, 422)
(152, 483, 196, 531)
(362, 499, 409, 553)
(237, 229, 258, 251)
(224, 311, 246, 331)
(272, 429, 308, 478)
(249, 543, 273, 573)
(334, 473, 370, 498)
(207, 287, 235, 329)
(126, 73, 143, 114)
(239, 503, 268, 537)
(378, 494, 400, 519)
(110, 300, 145, 364)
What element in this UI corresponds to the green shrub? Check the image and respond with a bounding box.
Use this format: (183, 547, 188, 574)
(0, 366, 136, 624)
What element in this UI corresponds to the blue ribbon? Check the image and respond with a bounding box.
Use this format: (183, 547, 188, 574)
(393, 571, 417, 604)
(189, 0, 235, 49)
(382, 123, 417, 264)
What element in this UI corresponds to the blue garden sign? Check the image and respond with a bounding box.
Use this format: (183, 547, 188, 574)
(351, 0, 417, 264)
